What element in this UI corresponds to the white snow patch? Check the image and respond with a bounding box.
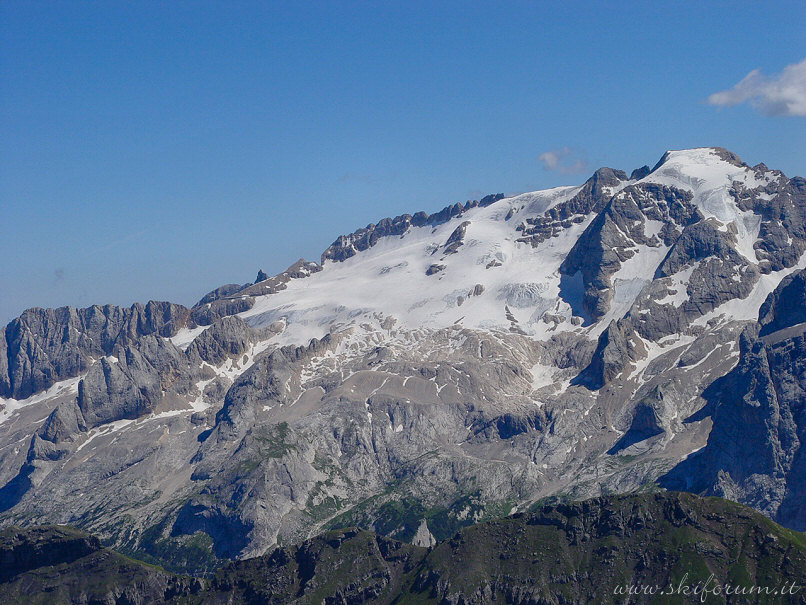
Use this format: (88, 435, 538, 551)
(168, 325, 210, 350)
(0, 376, 83, 426)
(693, 252, 806, 328)
(241, 191, 596, 344)
(529, 362, 557, 391)
(641, 148, 766, 262)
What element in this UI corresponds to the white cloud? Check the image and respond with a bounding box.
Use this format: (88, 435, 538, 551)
(537, 147, 589, 175)
(707, 58, 806, 117)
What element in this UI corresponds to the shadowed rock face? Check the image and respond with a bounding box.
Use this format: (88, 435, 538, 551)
(1, 148, 805, 576)
(579, 318, 645, 388)
(661, 268, 806, 530)
(0, 525, 200, 604)
(3, 493, 805, 605)
(560, 182, 698, 321)
(759, 269, 806, 336)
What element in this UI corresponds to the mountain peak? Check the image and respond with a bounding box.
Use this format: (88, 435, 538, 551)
(650, 146, 745, 173)
(2, 147, 805, 575)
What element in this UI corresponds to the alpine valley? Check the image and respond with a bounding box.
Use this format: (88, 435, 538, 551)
(1, 147, 805, 599)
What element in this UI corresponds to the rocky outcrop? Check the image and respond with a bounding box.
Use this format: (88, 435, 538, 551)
(77, 336, 199, 429)
(629, 164, 651, 180)
(196, 283, 247, 307)
(732, 172, 806, 273)
(608, 382, 678, 454)
(580, 319, 645, 388)
(759, 269, 806, 335)
(321, 195, 504, 263)
(661, 269, 806, 530)
(560, 182, 697, 321)
(1, 301, 191, 399)
(0, 335, 8, 397)
(186, 316, 254, 367)
(190, 259, 321, 326)
(442, 220, 470, 255)
(517, 167, 627, 247)
(190, 296, 254, 327)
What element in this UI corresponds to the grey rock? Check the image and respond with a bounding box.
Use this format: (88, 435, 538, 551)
(608, 383, 678, 454)
(758, 269, 806, 336)
(443, 221, 471, 255)
(411, 518, 436, 547)
(190, 260, 321, 326)
(731, 173, 806, 273)
(237, 259, 322, 299)
(38, 403, 86, 445)
(656, 218, 744, 277)
(661, 270, 806, 530)
(561, 182, 697, 320)
(322, 196, 503, 263)
(255, 269, 269, 283)
(2, 302, 191, 399)
(195, 284, 246, 307)
(630, 165, 651, 180)
(190, 297, 254, 327)
(581, 319, 645, 388)
(517, 167, 627, 247)
(478, 193, 505, 207)
(186, 316, 254, 367)
(77, 336, 197, 430)
(0, 335, 8, 399)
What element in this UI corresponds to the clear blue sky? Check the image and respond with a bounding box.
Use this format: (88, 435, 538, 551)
(1, 1, 804, 324)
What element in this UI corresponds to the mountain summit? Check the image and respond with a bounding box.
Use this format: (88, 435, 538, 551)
(0, 147, 804, 573)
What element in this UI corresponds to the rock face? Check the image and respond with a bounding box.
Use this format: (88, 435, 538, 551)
(5, 493, 805, 604)
(442, 221, 471, 255)
(581, 318, 645, 388)
(560, 182, 698, 321)
(77, 336, 199, 429)
(661, 268, 806, 531)
(1, 301, 191, 399)
(186, 316, 254, 367)
(1, 147, 805, 576)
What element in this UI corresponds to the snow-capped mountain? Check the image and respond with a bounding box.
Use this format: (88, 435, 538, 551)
(0, 147, 804, 572)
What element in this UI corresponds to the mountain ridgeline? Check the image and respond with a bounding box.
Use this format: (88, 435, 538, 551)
(2, 493, 805, 604)
(0, 147, 804, 582)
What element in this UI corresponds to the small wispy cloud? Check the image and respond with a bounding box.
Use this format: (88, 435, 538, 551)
(537, 147, 589, 175)
(707, 58, 806, 117)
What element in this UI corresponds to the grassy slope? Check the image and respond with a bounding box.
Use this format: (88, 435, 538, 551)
(2, 493, 805, 605)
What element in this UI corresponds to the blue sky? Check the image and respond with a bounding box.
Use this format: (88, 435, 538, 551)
(1, 1, 804, 324)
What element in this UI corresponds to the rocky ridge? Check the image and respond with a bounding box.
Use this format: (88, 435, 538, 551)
(0, 147, 804, 575)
